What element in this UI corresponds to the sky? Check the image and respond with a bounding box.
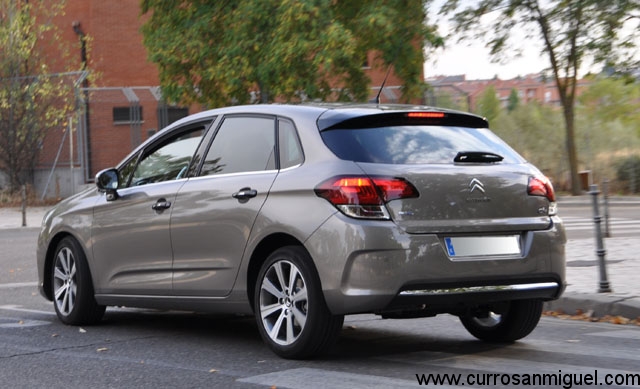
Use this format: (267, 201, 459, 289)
(424, 42, 549, 80)
(424, 2, 550, 80)
(422, 1, 640, 80)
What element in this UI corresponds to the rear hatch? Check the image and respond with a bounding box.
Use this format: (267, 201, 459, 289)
(355, 162, 552, 234)
(318, 109, 556, 236)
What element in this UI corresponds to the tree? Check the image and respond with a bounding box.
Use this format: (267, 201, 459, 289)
(140, 0, 443, 107)
(507, 88, 519, 112)
(578, 75, 640, 128)
(493, 102, 565, 182)
(428, 87, 469, 111)
(577, 75, 640, 185)
(440, 0, 640, 195)
(476, 85, 501, 123)
(0, 0, 75, 192)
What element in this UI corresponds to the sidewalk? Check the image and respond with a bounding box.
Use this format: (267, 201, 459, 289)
(1, 202, 639, 320)
(545, 237, 640, 320)
(0, 207, 47, 229)
(546, 195, 640, 320)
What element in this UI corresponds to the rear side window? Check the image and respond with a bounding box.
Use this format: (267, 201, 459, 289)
(278, 119, 303, 169)
(321, 125, 524, 164)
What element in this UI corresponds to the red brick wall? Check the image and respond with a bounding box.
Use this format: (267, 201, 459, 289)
(36, 1, 418, 180)
(88, 88, 162, 173)
(39, 1, 162, 177)
(46, 1, 158, 85)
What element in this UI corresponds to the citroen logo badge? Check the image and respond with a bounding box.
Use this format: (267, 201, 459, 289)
(469, 178, 485, 194)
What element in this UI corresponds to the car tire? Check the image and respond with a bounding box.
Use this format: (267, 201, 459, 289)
(459, 299, 543, 342)
(52, 237, 106, 325)
(254, 246, 344, 359)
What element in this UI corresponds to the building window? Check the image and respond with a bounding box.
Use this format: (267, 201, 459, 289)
(167, 107, 189, 125)
(361, 53, 370, 69)
(113, 106, 143, 124)
(157, 106, 189, 129)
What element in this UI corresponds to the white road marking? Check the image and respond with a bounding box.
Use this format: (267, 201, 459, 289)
(237, 367, 440, 389)
(0, 304, 56, 316)
(0, 281, 38, 289)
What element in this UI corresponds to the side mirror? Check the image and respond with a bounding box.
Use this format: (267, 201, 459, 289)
(96, 168, 119, 201)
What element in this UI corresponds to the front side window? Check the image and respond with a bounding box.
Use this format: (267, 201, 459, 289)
(118, 154, 139, 189)
(127, 127, 205, 187)
(200, 116, 276, 176)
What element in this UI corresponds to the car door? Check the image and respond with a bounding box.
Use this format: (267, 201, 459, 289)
(91, 121, 209, 295)
(170, 115, 278, 296)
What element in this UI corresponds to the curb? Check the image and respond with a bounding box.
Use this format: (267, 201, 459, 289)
(544, 292, 640, 319)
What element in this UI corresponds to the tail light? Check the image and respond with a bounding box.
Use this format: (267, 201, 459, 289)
(406, 112, 445, 119)
(528, 176, 557, 215)
(315, 176, 419, 219)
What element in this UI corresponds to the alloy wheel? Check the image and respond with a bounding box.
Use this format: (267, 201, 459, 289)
(53, 247, 77, 316)
(259, 260, 308, 346)
(472, 311, 502, 327)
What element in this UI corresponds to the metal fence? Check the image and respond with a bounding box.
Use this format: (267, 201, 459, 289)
(33, 85, 188, 199)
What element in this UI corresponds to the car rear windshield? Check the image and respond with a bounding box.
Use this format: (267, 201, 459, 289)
(320, 125, 525, 164)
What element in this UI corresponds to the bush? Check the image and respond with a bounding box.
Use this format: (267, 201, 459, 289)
(616, 156, 640, 193)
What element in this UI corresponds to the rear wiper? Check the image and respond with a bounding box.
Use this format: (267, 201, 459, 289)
(454, 151, 504, 163)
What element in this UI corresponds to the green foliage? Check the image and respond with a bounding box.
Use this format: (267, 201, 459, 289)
(427, 87, 469, 111)
(575, 76, 640, 189)
(476, 85, 501, 124)
(578, 76, 640, 128)
(493, 102, 565, 182)
(491, 76, 640, 193)
(140, 0, 443, 107)
(440, 0, 640, 195)
(616, 156, 640, 193)
(507, 88, 519, 112)
(0, 0, 76, 191)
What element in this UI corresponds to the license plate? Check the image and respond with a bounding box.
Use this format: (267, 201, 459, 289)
(444, 236, 521, 257)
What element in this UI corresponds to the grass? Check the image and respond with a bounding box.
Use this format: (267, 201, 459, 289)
(0, 187, 60, 208)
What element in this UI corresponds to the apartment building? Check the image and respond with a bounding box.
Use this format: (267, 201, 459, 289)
(427, 73, 591, 111)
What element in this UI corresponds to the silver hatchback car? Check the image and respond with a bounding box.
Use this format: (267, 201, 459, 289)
(37, 104, 565, 359)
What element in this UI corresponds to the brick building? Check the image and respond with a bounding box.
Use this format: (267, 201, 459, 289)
(426, 74, 591, 112)
(34, 1, 165, 199)
(34, 1, 409, 199)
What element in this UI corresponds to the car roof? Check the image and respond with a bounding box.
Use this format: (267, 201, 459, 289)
(167, 103, 488, 132)
(310, 104, 488, 130)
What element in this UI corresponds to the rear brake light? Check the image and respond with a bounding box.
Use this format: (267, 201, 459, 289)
(315, 176, 418, 219)
(406, 112, 445, 119)
(370, 177, 419, 202)
(528, 176, 557, 215)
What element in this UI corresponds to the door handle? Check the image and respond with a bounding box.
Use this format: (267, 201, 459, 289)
(151, 199, 172, 211)
(232, 188, 258, 200)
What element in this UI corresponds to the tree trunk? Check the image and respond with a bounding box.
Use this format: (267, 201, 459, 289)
(562, 104, 582, 195)
(258, 81, 269, 104)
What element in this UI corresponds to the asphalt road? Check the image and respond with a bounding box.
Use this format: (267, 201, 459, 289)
(2, 213, 640, 388)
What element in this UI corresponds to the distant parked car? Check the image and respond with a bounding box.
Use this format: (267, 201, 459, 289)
(37, 104, 566, 359)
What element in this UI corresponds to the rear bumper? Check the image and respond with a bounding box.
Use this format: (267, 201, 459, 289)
(383, 278, 562, 316)
(305, 214, 566, 315)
